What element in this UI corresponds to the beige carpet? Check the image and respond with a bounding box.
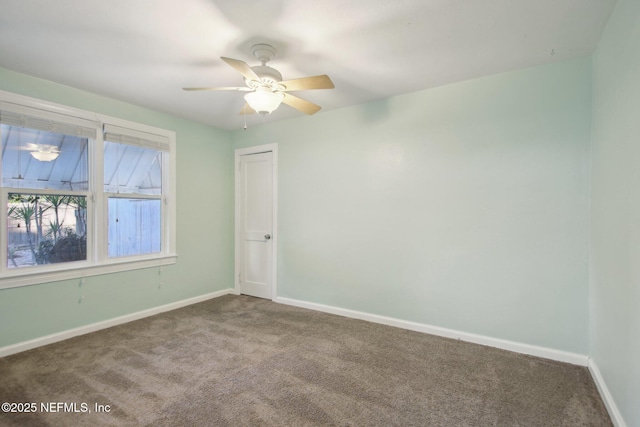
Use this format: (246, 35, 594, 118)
(0, 295, 611, 426)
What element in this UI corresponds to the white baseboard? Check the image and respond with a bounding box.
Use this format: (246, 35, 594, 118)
(274, 296, 589, 366)
(0, 288, 236, 358)
(589, 360, 627, 427)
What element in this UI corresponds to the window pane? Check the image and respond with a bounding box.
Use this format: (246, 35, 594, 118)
(7, 194, 87, 268)
(1, 124, 89, 191)
(104, 141, 162, 195)
(108, 198, 161, 258)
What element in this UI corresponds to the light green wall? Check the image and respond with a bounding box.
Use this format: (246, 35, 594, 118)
(591, 1, 640, 425)
(233, 57, 592, 354)
(0, 67, 234, 347)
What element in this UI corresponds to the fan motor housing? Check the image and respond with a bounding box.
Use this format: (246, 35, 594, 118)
(247, 65, 283, 88)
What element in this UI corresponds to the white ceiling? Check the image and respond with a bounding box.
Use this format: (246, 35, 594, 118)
(0, 0, 616, 131)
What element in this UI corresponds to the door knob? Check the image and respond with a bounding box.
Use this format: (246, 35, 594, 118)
(264, 234, 271, 240)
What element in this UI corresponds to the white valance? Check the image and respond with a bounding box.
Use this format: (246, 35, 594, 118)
(103, 124, 170, 151)
(0, 100, 98, 139)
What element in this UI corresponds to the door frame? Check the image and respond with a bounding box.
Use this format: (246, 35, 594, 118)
(234, 143, 278, 299)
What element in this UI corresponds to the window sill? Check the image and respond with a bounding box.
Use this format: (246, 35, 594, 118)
(0, 254, 178, 290)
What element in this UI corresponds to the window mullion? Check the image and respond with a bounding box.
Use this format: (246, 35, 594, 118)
(162, 152, 170, 256)
(93, 126, 106, 263)
(0, 188, 7, 275)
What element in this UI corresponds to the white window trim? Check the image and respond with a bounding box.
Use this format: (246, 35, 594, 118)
(0, 90, 177, 290)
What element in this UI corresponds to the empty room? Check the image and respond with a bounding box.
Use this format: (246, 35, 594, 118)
(0, 1, 638, 426)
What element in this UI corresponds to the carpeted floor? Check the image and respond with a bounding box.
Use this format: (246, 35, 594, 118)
(0, 295, 611, 426)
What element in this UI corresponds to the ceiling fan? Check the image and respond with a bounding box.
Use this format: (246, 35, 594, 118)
(183, 44, 334, 116)
(7, 142, 61, 162)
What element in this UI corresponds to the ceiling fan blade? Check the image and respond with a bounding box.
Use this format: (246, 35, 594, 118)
(279, 75, 334, 91)
(183, 86, 251, 91)
(221, 57, 260, 82)
(238, 103, 256, 115)
(282, 93, 322, 115)
(10, 143, 40, 151)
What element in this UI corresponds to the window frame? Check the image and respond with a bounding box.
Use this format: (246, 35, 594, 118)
(0, 90, 177, 289)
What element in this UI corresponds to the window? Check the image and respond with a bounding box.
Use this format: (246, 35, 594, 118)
(0, 91, 176, 288)
(8, 194, 88, 268)
(108, 198, 161, 257)
(103, 125, 169, 258)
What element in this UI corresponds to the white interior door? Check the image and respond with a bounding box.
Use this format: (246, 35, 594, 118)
(237, 151, 274, 299)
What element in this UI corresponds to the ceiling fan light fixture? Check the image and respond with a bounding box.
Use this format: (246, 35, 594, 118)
(244, 88, 284, 115)
(30, 145, 60, 162)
